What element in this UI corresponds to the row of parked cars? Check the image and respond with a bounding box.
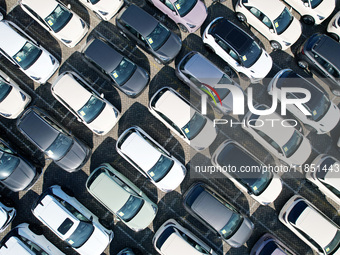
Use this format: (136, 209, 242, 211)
(0, 0, 340, 254)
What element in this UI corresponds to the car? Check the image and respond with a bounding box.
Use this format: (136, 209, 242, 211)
(296, 33, 340, 96)
(202, 17, 273, 83)
(235, 0, 302, 50)
(268, 69, 340, 134)
(16, 107, 91, 173)
(183, 182, 254, 248)
(116, 4, 182, 64)
(78, 0, 124, 21)
(0, 200, 16, 233)
(250, 233, 296, 255)
(32, 185, 114, 255)
(86, 163, 158, 231)
(306, 154, 340, 205)
(211, 140, 282, 205)
(242, 104, 312, 166)
(149, 87, 217, 151)
(116, 126, 186, 192)
(20, 0, 88, 48)
(117, 248, 136, 255)
(146, 0, 207, 33)
(0, 70, 31, 119)
(0, 19, 59, 84)
(279, 195, 340, 255)
(153, 219, 218, 255)
(327, 11, 340, 42)
(283, 0, 335, 25)
(51, 71, 120, 135)
(0, 138, 41, 192)
(0, 223, 65, 255)
(176, 51, 243, 114)
(83, 38, 149, 97)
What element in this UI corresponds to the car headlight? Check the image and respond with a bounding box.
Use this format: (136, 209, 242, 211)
(30, 76, 41, 81)
(0, 112, 11, 117)
(158, 55, 170, 62)
(317, 15, 325, 20)
(98, 10, 108, 16)
(283, 41, 291, 46)
(49, 55, 56, 65)
(93, 129, 104, 134)
(186, 23, 196, 29)
(80, 19, 86, 28)
(19, 91, 26, 101)
(61, 39, 72, 44)
(151, 204, 158, 214)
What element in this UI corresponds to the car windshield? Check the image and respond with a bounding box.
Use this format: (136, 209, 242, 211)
(146, 23, 171, 51)
(90, 0, 100, 4)
(282, 130, 303, 158)
(18, 235, 49, 255)
(0, 153, 19, 180)
(273, 7, 293, 35)
(110, 58, 136, 86)
(0, 80, 12, 103)
(147, 155, 174, 182)
(259, 241, 280, 255)
(45, 4, 72, 33)
(13, 42, 42, 70)
(244, 171, 272, 196)
(309, 0, 322, 8)
(325, 230, 340, 255)
(117, 195, 144, 222)
(66, 221, 95, 248)
(173, 0, 197, 17)
(240, 41, 262, 68)
(77, 95, 105, 124)
(219, 213, 243, 239)
(181, 112, 207, 140)
(45, 133, 73, 161)
(305, 95, 331, 121)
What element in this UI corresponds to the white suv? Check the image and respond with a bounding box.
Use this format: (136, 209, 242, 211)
(78, 0, 124, 21)
(31, 185, 114, 255)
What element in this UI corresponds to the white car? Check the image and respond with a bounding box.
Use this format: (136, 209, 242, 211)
(327, 11, 340, 42)
(283, 0, 335, 25)
(203, 17, 272, 83)
(32, 185, 114, 255)
(20, 0, 88, 48)
(279, 195, 340, 255)
(116, 126, 186, 193)
(51, 71, 120, 135)
(0, 223, 65, 255)
(242, 104, 312, 166)
(149, 87, 217, 151)
(0, 70, 31, 119)
(306, 154, 340, 206)
(0, 20, 59, 84)
(211, 140, 282, 205)
(78, 0, 124, 21)
(268, 69, 340, 134)
(0, 200, 16, 233)
(235, 0, 302, 50)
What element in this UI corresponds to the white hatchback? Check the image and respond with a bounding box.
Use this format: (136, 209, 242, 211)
(20, 0, 88, 48)
(235, 0, 302, 50)
(51, 71, 120, 135)
(327, 11, 340, 42)
(78, 0, 124, 21)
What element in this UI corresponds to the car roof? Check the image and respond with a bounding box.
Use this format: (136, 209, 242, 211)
(295, 205, 338, 247)
(21, 0, 59, 18)
(154, 89, 194, 128)
(160, 231, 203, 255)
(121, 131, 161, 171)
(245, 0, 285, 19)
(312, 35, 340, 68)
(52, 73, 91, 111)
(18, 109, 59, 151)
(119, 5, 158, 37)
(0, 21, 26, 56)
(83, 39, 123, 73)
(88, 171, 130, 213)
(2, 237, 35, 255)
(191, 190, 232, 232)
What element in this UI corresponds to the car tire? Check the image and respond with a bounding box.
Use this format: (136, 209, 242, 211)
(204, 43, 215, 53)
(28, 224, 43, 235)
(0, 196, 14, 207)
(332, 89, 340, 96)
(99, 218, 112, 229)
(63, 187, 74, 197)
(178, 23, 188, 33)
(297, 60, 308, 69)
(270, 41, 282, 50)
(329, 33, 340, 42)
(236, 12, 247, 23)
(302, 15, 315, 25)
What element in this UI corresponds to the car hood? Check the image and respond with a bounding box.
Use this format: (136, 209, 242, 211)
(126, 200, 157, 231)
(286, 136, 311, 166)
(55, 15, 87, 45)
(121, 66, 149, 97)
(156, 160, 186, 191)
(88, 104, 118, 135)
(280, 17, 302, 46)
(317, 102, 340, 133)
(255, 174, 282, 205)
(55, 140, 90, 172)
(0, 88, 26, 117)
(156, 33, 182, 62)
(248, 50, 273, 80)
(2, 159, 36, 192)
(181, 1, 207, 29)
(227, 217, 253, 248)
(75, 225, 111, 255)
(190, 118, 217, 151)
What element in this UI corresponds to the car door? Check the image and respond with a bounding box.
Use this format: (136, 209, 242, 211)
(245, 5, 274, 40)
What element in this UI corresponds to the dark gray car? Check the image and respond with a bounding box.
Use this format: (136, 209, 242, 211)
(0, 138, 40, 192)
(250, 233, 296, 255)
(16, 107, 91, 172)
(116, 4, 182, 64)
(83, 38, 149, 97)
(183, 182, 254, 248)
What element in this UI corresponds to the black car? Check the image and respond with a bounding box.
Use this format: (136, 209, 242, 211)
(0, 138, 40, 192)
(16, 107, 91, 172)
(116, 4, 182, 64)
(83, 38, 149, 97)
(296, 33, 340, 96)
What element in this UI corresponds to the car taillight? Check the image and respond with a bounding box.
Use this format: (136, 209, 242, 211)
(301, 48, 305, 55)
(332, 19, 337, 28)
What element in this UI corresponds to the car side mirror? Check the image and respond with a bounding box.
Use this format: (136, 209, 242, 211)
(172, 11, 177, 16)
(90, 216, 93, 221)
(304, 2, 309, 7)
(269, 29, 274, 34)
(67, 4, 71, 9)
(100, 93, 104, 98)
